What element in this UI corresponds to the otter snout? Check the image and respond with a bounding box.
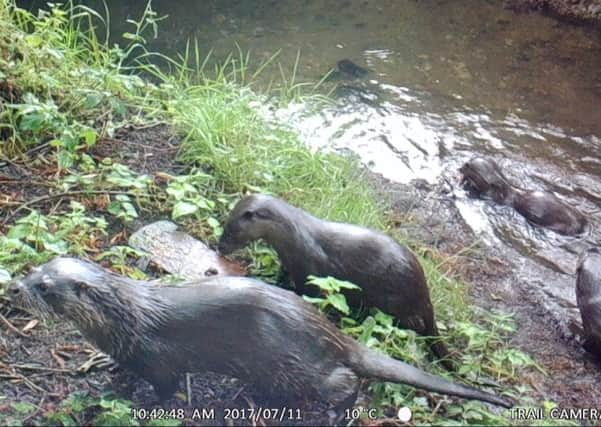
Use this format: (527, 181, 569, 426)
(217, 238, 236, 255)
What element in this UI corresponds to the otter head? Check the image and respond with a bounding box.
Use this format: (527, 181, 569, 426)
(459, 157, 511, 203)
(9, 257, 104, 322)
(218, 194, 279, 255)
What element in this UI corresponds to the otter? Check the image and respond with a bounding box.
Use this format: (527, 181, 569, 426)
(9, 257, 512, 415)
(218, 194, 452, 366)
(336, 59, 369, 78)
(576, 248, 601, 357)
(459, 157, 587, 236)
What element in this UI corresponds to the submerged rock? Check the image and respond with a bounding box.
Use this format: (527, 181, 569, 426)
(129, 220, 246, 279)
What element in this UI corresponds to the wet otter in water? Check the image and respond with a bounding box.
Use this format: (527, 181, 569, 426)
(336, 59, 369, 78)
(576, 248, 601, 357)
(459, 157, 587, 236)
(9, 257, 512, 414)
(218, 194, 452, 366)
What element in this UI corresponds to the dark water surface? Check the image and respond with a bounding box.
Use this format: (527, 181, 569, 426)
(22, 0, 601, 330)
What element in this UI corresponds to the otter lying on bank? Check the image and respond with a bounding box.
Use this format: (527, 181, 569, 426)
(9, 257, 512, 415)
(218, 194, 452, 366)
(459, 157, 587, 236)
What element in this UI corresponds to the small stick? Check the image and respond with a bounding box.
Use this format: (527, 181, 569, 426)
(0, 312, 28, 338)
(12, 363, 72, 374)
(2, 372, 46, 393)
(365, 417, 403, 427)
(50, 349, 66, 369)
(22, 394, 47, 423)
(430, 398, 444, 418)
(186, 373, 192, 405)
(231, 386, 245, 401)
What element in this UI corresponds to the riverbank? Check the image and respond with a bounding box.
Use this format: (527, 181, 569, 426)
(506, 0, 601, 26)
(0, 2, 575, 425)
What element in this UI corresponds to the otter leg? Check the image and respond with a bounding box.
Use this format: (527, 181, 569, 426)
(319, 367, 359, 426)
(583, 338, 601, 359)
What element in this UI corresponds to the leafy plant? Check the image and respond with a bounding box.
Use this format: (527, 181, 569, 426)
(302, 275, 361, 315)
(248, 244, 281, 282)
(7, 211, 69, 255)
(95, 246, 147, 277)
(107, 194, 139, 223)
(93, 396, 138, 427)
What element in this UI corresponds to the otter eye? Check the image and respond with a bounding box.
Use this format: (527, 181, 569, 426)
(38, 281, 49, 293)
(38, 274, 54, 294)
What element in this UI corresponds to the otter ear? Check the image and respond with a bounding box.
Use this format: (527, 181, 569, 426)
(76, 281, 89, 291)
(74, 281, 89, 297)
(241, 208, 271, 221)
(41, 274, 55, 286)
(254, 208, 271, 220)
(38, 274, 55, 293)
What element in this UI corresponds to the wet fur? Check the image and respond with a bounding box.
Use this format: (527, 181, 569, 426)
(10, 257, 512, 410)
(460, 157, 587, 235)
(218, 194, 452, 366)
(576, 249, 601, 357)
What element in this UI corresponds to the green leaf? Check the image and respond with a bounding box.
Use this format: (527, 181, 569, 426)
(19, 113, 44, 132)
(43, 239, 69, 254)
(107, 201, 121, 215)
(122, 202, 138, 219)
(7, 224, 31, 239)
(172, 201, 198, 219)
(84, 93, 102, 109)
(302, 295, 326, 305)
(326, 293, 350, 315)
(358, 316, 376, 344)
(206, 216, 223, 237)
(109, 98, 127, 116)
(373, 310, 394, 327)
(57, 150, 76, 168)
(11, 402, 36, 414)
(80, 129, 97, 146)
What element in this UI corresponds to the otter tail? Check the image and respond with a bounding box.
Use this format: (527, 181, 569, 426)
(352, 346, 513, 408)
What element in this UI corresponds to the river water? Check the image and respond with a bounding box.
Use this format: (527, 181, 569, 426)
(22, 0, 601, 335)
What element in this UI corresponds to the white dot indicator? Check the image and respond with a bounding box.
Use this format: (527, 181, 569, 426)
(397, 406, 412, 423)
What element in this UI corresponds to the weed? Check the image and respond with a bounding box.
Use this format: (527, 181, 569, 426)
(303, 275, 361, 316)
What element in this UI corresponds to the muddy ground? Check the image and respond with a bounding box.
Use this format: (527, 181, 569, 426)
(2, 124, 601, 426)
(505, 0, 601, 25)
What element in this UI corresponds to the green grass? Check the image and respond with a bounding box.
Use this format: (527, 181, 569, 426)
(0, 1, 567, 425)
